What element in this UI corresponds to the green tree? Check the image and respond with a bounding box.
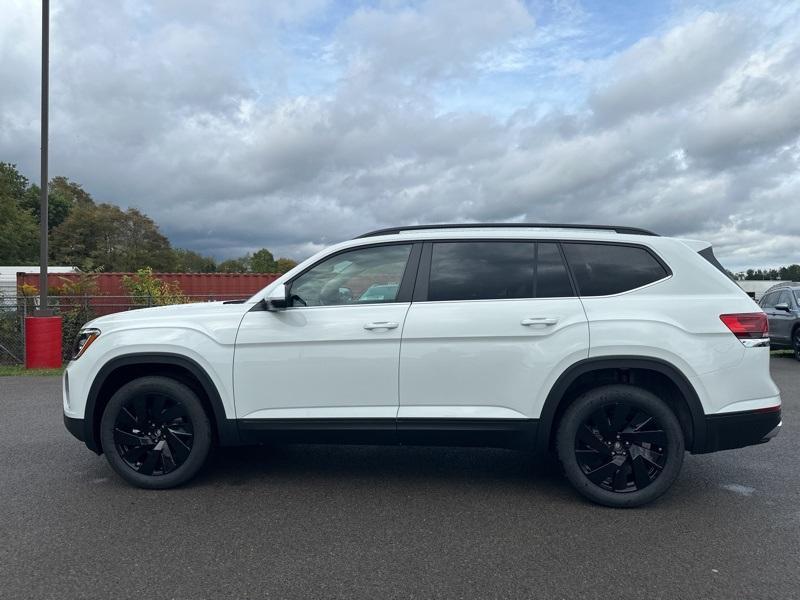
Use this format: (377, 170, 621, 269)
(122, 267, 187, 306)
(174, 248, 217, 272)
(18, 176, 94, 232)
(217, 250, 296, 273)
(20, 183, 72, 231)
(50, 176, 94, 206)
(779, 264, 800, 281)
(275, 257, 298, 274)
(250, 248, 276, 273)
(0, 163, 38, 263)
(51, 203, 176, 271)
(217, 257, 251, 273)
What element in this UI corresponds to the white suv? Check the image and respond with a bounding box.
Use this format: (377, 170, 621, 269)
(63, 224, 782, 507)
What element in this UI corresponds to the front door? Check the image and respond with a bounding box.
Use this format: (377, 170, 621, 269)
(234, 243, 417, 424)
(768, 290, 795, 344)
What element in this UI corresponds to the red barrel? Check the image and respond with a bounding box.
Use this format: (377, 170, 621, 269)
(25, 316, 63, 369)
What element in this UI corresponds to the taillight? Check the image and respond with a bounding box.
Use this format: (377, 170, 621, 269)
(719, 313, 768, 341)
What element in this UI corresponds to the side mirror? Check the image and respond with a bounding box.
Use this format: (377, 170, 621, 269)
(774, 302, 791, 312)
(264, 284, 289, 311)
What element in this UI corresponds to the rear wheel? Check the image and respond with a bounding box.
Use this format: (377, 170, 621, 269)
(556, 384, 684, 508)
(100, 376, 211, 489)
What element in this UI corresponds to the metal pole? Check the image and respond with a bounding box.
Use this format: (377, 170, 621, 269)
(38, 0, 50, 315)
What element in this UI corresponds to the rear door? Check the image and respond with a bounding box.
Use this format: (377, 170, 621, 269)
(398, 240, 589, 426)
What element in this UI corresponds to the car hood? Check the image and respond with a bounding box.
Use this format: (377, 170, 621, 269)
(85, 300, 253, 329)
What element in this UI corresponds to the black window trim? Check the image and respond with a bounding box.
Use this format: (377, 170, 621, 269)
(559, 240, 672, 298)
(413, 238, 580, 303)
(282, 241, 423, 308)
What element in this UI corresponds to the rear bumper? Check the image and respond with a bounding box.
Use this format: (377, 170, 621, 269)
(696, 407, 782, 453)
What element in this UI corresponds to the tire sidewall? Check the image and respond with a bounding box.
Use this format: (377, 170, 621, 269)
(100, 376, 212, 489)
(556, 384, 685, 508)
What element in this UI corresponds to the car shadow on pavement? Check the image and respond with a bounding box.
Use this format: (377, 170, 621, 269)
(198, 443, 564, 489)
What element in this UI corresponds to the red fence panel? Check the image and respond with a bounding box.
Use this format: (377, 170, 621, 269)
(17, 272, 280, 298)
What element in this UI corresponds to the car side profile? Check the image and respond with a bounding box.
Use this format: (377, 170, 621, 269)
(63, 223, 782, 507)
(759, 285, 800, 361)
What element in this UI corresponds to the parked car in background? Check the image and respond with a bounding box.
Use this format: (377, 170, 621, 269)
(760, 285, 800, 360)
(63, 223, 781, 507)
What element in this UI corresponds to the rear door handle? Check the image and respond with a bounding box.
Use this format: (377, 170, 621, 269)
(364, 321, 400, 330)
(521, 317, 559, 326)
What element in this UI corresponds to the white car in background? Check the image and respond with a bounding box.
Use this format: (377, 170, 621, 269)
(63, 223, 781, 507)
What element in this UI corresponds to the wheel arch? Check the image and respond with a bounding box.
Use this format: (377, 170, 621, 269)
(536, 356, 706, 454)
(83, 353, 240, 454)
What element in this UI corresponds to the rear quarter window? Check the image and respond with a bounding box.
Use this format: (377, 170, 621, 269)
(563, 243, 669, 296)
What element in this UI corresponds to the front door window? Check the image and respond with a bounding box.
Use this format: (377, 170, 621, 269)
(290, 244, 412, 306)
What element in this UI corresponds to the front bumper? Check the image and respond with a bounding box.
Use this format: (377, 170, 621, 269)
(64, 413, 85, 443)
(698, 407, 782, 453)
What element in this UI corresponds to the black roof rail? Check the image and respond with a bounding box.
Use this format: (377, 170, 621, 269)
(355, 223, 659, 239)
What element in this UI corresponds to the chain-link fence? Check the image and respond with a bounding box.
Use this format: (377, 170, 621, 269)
(0, 293, 248, 365)
(0, 295, 28, 364)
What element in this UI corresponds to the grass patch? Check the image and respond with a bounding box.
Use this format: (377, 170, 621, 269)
(770, 350, 794, 357)
(0, 365, 64, 377)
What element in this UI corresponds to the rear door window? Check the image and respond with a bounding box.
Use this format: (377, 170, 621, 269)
(562, 243, 669, 296)
(428, 242, 534, 301)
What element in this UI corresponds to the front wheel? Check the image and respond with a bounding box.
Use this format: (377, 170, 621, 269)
(556, 384, 685, 508)
(100, 376, 212, 489)
(793, 329, 800, 362)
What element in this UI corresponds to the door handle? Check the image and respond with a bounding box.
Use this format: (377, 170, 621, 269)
(364, 321, 400, 330)
(521, 317, 558, 326)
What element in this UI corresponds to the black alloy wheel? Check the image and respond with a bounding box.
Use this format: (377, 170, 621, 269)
(574, 403, 667, 493)
(556, 384, 684, 508)
(100, 376, 211, 489)
(113, 392, 194, 476)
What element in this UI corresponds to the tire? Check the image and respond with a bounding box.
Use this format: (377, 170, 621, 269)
(556, 384, 684, 508)
(793, 329, 800, 362)
(100, 376, 212, 489)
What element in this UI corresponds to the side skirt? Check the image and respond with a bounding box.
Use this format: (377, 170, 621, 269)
(237, 418, 539, 450)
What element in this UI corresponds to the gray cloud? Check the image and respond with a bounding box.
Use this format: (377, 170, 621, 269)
(1, 0, 799, 271)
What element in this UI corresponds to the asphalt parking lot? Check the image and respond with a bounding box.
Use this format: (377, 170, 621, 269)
(0, 359, 798, 600)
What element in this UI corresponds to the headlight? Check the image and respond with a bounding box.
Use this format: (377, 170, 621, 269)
(71, 328, 101, 360)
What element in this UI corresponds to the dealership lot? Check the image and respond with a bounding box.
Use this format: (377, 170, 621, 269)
(0, 359, 798, 599)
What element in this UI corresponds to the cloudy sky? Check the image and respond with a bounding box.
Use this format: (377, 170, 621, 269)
(2, 0, 799, 270)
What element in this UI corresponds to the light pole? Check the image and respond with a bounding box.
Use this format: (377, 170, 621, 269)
(37, 0, 50, 316)
(25, 0, 61, 370)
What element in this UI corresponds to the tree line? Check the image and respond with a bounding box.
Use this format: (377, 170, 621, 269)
(0, 162, 297, 274)
(733, 266, 800, 281)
